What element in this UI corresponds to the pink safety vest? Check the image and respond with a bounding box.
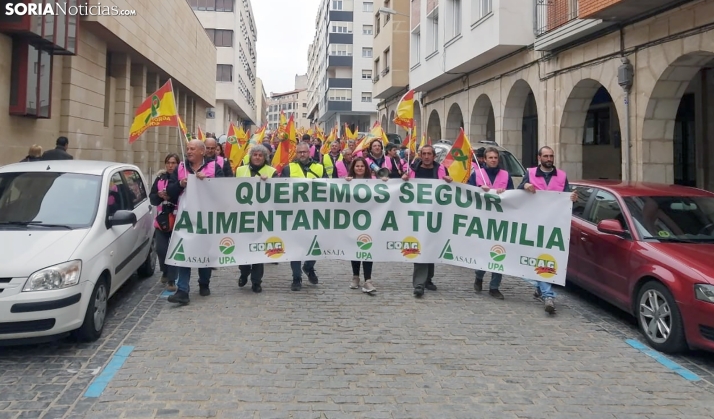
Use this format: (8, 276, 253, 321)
(176, 160, 217, 207)
(366, 155, 407, 174)
(215, 155, 225, 169)
(178, 160, 216, 181)
(528, 167, 567, 191)
(310, 145, 320, 162)
(335, 160, 349, 178)
(153, 177, 170, 229)
(474, 167, 510, 189)
(408, 163, 447, 179)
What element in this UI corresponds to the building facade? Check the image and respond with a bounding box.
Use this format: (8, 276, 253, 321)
(255, 77, 268, 127)
(409, 0, 714, 192)
(0, 0, 215, 175)
(267, 75, 310, 132)
(306, 0, 378, 133)
(190, 0, 257, 136)
(373, 0, 411, 137)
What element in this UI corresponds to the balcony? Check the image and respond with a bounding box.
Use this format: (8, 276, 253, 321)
(328, 55, 353, 68)
(328, 33, 353, 44)
(534, 0, 615, 51)
(328, 78, 353, 88)
(372, 1, 410, 99)
(410, 0, 535, 92)
(329, 11, 353, 22)
(327, 101, 352, 112)
(579, 0, 680, 21)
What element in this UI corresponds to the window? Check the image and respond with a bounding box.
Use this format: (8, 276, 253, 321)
(1, 2, 77, 53)
(361, 92, 372, 102)
(375, 14, 381, 35)
(303, 102, 307, 108)
(363, 24, 373, 35)
(473, 0, 492, 20)
(67, 9, 78, 52)
(9, 40, 53, 118)
(216, 0, 233, 12)
(384, 0, 391, 22)
(383, 48, 390, 74)
(363, 2, 373, 12)
(427, 12, 438, 54)
(362, 47, 373, 58)
(624, 196, 714, 239)
(189, 0, 233, 12)
(205, 29, 233, 47)
(331, 0, 343, 10)
(0, 172, 101, 227)
(411, 27, 421, 65)
(330, 44, 353, 56)
(216, 64, 233, 82)
(362, 69, 373, 79)
(328, 89, 352, 101)
(331, 22, 352, 33)
(103, 52, 112, 127)
(572, 187, 594, 219)
(302, 113, 307, 118)
(588, 190, 626, 229)
(448, 0, 461, 39)
(498, 151, 526, 177)
(107, 173, 132, 217)
(121, 170, 147, 208)
(583, 107, 611, 145)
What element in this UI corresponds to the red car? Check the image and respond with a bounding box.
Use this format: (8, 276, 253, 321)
(568, 181, 714, 353)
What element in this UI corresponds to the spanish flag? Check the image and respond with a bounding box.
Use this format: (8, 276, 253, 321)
(272, 114, 297, 173)
(403, 125, 417, 155)
(253, 125, 267, 144)
(344, 123, 358, 140)
(129, 80, 179, 143)
(443, 127, 473, 183)
(315, 125, 326, 143)
(241, 125, 268, 165)
(321, 125, 338, 155)
(393, 89, 415, 129)
(360, 121, 388, 151)
(224, 123, 250, 172)
(419, 132, 427, 150)
(177, 116, 189, 142)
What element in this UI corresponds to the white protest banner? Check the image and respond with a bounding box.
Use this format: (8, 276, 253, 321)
(166, 176, 573, 285)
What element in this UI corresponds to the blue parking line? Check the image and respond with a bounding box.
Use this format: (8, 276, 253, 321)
(625, 339, 701, 381)
(160, 290, 173, 298)
(84, 346, 135, 397)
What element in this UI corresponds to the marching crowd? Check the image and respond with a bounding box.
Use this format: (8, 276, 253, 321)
(149, 133, 577, 315)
